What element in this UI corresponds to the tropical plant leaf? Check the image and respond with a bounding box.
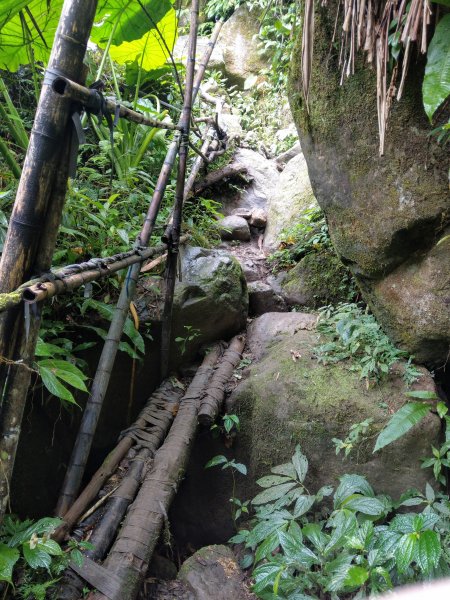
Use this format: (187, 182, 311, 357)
(292, 445, 308, 483)
(38, 365, 76, 403)
(252, 482, 298, 506)
(257, 475, 294, 488)
(373, 402, 431, 452)
(343, 565, 369, 588)
(22, 544, 52, 570)
(293, 494, 315, 518)
(37, 359, 88, 392)
(0, 0, 63, 71)
(255, 531, 280, 564)
(396, 533, 418, 573)
(91, 0, 173, 46)
(342, 494, 385, 516)
(0, 544, 19, 583)
(252, 562, 284, 594)
(334, 474, 374, 508)
(416, 530, 441, 573)
(271, 462, 297, 479)
(109, 7, 177, 72)
(0, 0, 34, 31)
(423, 14, 450, 120)
(278, 531, 319, 567)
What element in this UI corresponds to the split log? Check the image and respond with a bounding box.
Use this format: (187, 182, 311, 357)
(193, 163, 248, 194)
(198, 335, 246, 427)
(88, 341, 225, 600)
(53, 378, 184, 543)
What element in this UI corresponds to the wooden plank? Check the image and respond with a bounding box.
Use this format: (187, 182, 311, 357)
(69, 557, 123, 600)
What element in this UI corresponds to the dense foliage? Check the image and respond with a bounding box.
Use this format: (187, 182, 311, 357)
(230, 445, 450, 599)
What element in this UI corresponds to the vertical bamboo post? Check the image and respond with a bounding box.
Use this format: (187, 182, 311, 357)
(0, 0, 98, 522)
(55, 16, 221, 516)
(160, 1, 199, 379)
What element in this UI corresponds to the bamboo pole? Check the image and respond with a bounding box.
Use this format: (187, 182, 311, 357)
(160, 1, 199, 380)
(51, 76, 182, 131)
(55, 17, 224, 517)
(198, 334, 245, 426)
(89, 341, 224, 600)
(0, 1, 98, 521)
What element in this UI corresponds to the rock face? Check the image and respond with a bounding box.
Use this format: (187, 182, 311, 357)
(177, 545, 256, 600)
(218, 215, 251, 241)
(280, 250, 352, 307)
(173, 35, 224, 71)
(263, 153, 317, 251)
(288, 0, 449, 365)
(219, 5, 269, 88)
(170, 312, 439, 545)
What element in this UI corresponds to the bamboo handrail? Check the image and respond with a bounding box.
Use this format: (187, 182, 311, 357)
(51, 76, 182, 131)
(55, 8, 221, 517)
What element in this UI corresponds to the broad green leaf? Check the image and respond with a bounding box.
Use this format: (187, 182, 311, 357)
(325, 510, 358, 554)
(396, 533, 418, 573)
(324, 553, 353, 592)
(0, 544, 19, 583)
(373, 402, 431, 452)
(423, 14, 450, 120)
(255, 531, 280, 564)
(37, 538, 63, 556)
(252, 482, 298, 506)
(292, 445, 308, 483)
(247, 520, 288, 548)
(8, 517, 62, 547)
(35, 339, 66, 357)
(22, 543, 52, 569)
(390, 514, 416, 534)
(405, 390, 438, 400)
(271, 462, 297, 479)
(38, 365, 76, 403)
(334, 474, 374, 508)
(0, 0, 63, 71)
(417, 530, 441, 573)
(70, 548, 84, 567)
(278, 531, 319, 566)
(343, 565, 369, 588)
(293, 495, 315, 518)
(109, 8, 177, 72)
(91, 0, 172, 46)
(205, 455, 227, 468)
(257, 475, 293, 488)
(302, 523, 329, 553)
(342, 494, 385, 516)
(37, 359, 88, 392)
(232, 462, 247, 475)
(252, 562, 284, 594)
(0, 0, 33, 31)
(437, 401, 448, 418)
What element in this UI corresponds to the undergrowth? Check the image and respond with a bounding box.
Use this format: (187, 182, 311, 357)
(315, 303, 421, 385)
(230, 445, 450, 599)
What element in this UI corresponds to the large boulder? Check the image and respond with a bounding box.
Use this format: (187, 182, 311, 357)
(136, 246, 248, 365)
(177, 545, 256, 600)
(231, 313, 440, 500)
(263, 153, 317, 251)
(219, 5, 269, 88)
(280, 249, 353, 307)
(288, 0, 449, 365)
(170, 312, 439, 545)
(173, 35, 225, 71)
(218, 215, 251, 241)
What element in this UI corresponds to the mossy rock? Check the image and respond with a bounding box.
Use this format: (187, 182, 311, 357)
(170, 313, 439, 546)
(287, 0, 449, 365)
(281, 249, 352, 307)
(229, 314, 440, 502)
